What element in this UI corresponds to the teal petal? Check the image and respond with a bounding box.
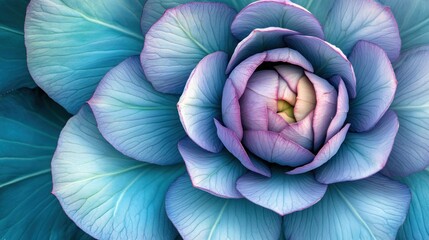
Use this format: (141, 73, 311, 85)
(0, 0, 35, 92)
(52, 105, 185, 239)
(89, 56, 185, 165)
(0, 89, 90, 239)
(397, 168, 429, 240)
(141, 2, 237, 94)
(284, 174, 411, 240)
(378, 0, 429, 51)
(166, 174, 282, 240)
(25, 0, 146, 113)
(290, 0, 335, 24)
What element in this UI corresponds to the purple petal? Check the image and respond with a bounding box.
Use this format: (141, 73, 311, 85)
(222, 79, 243, 139)
(267, 109, 288, 132)
(280, 111, 314, 150)
(326, 77, 349, 141)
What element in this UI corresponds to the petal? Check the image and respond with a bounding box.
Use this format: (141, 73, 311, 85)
(288, 124, 350, 174)
(384, 47, 429, 177)
(243, 130, 315, 167)
(324, 0, 400, 61)
(284, 174, 411, 240)
(178, 138, 246, 198)
(165, 174, 282, 240)
(326, 77, 349, 141)
(348, 41, 397, 132)
(377, 0, 429, 51)
(315, 111, 399, 184)
(397, 169, 429, 239)
(231, 0, 324, 40)
(215, 119, 271, 177)
(290, 0, 335, 24)
(25, 0, 145, 113)
(221, 79, 243, 139)
(141, 2, 237, 94)
(0, 0, 35, 93)
(236, 170, 327, 215)
(280, 111, 314, 150)
(0, 89, 88, 239)
(178, 52, 228, 153)
(52, 105, 185, 240)
(89, 57, 185, 165)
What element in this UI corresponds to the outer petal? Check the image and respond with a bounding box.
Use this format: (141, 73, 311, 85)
(326, 77, 349, 141)
(222, 79, 243, 139)
(178, 138, 246, 198)
(316, 111, 398, 184)
(323, 0, 400, 61)
(348, 41, 397, 132)
(397, 169, 429, 239)
(52, 105, 185, 240)
(178, 52, 228, 153)
(25, 0, 145, 113)
(236, 170, 327, 216)
(378, 0, 429, 51)
(141, 2, 237, 94)
(284, 174, 411, 240)
(89, 57, 185, 165)
(165, 174, 282, 240)
(243, 130, 315, 167)
(0, 0, 35, 92)
(231, 0, 324, 40)
(0, 89, 89, 239)
(384, 47, 429, 177)
(290, 0, 335, 24)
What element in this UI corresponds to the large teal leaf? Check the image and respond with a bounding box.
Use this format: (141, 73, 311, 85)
(0, 88, 90, 239)
(0, 0, 35, 92)
(165, 174, 282, 240)
(25, 0, 146, 113)
(284, 174, 411, 240)
(398, 168, 429, 240)
(52, 105, 185, 239)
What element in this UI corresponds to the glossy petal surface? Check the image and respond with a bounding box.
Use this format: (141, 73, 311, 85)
(52, 106, 185, 240)
(0, 89, 90, 239)
(89, 57, 185, 165)
(166, 174, 281, 240)
(316, 111, 398, 184)
(178, 52, 228, 153)
(348, 41, 397, 132)
(141, 2, 237, 94)
(178, 138, 246, 198)
(25, 0, 145, 113)
(284, 174, 411, 240)
(237, 170, 327, 215)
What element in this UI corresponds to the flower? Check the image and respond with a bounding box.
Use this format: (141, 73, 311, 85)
(1, 0, 429, 239)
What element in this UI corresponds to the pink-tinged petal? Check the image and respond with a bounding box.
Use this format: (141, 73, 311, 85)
(222, 79, 243, 139)
(274, 64, 303, 93)
(243, 130, 315, 167)
(267, 109, 288, 132)
(326, 77, 349, 141)
(288, 124, 350, 174)
(178, 52, 228, 153)
(231, 0, 324, 40)
(294, 75, 316, 121)
(240, 70, 279, 131)
(280, 111, 314, 150)
(277, 75, 297, 105)
(236, 170, 327, 216)
(348, 41, 397, 132)
(284, 35, 356, 98)
(315, 111, 399, 184)
(215, 119, 271, 177)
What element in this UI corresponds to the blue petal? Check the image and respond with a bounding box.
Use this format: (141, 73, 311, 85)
(236, 169, 327, 215)
(178, 52, 228, 153)
(290, 0, 335, 24)
(284, 174, 411, 240)
(52, 105, 185, 239)
(165, 174, 282, 240)
(316, 111, 398, 184)
(384, 47, 429, 177)
(141, 2, 237, 94)
(25, 0, 145, 113)
(0, 88, 90, 239)
(89, 56, 185, 165)
(231, 1, 324, 40)
(178, 138, 246, 198)
(0, 0, 35, 93)
(397, 168, 429, 239)
(324, 0, 400, 61)
(377, 0, 429, 51)
(348, 41, 397, 132)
